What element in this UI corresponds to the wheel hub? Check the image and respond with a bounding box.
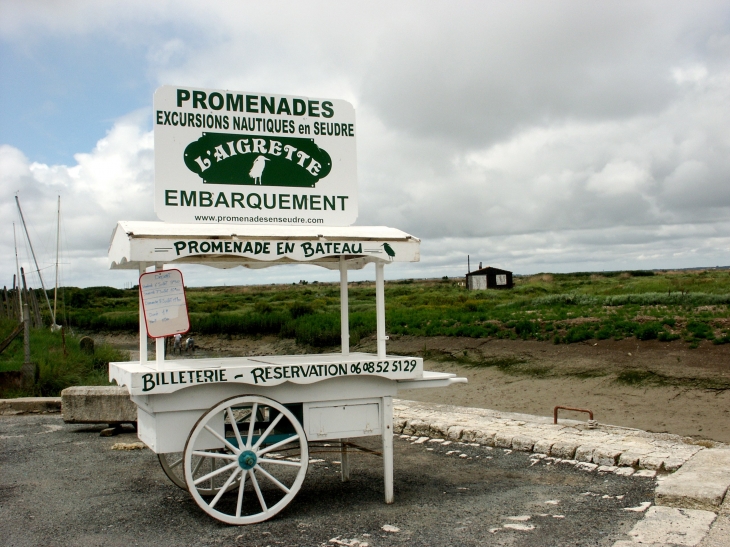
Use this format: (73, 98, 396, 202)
(238, 450, 257, 470)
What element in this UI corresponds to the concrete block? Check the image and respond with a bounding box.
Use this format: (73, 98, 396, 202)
(664, 458, 686, 473)
(635, 470, 657, 478)
(402, 419, 424, 435)
(533, 439, 554, 455)
(0, 397, 61, 415)
(598, 466, 618, 473)
(575, 445, 595, 463)
(594, 447, 622, 467)
(576, 462, 598, 472)
(614, 467, 635, 477)
(512, 435, 535, 451)
(628, 506, 716, 546)
(698, 512, 730, 547)
(429, 422, 450, 438)
(461, 429, 478, 442)
(412, 421, 431, 437)
(474, 432, 496, 446)
(640, 455, 666, 471)
(551, 441, 578, 459)
(447, 426, 464, 440)
(61, 386, 136, 424)
(656, 449, 730, 511)
(494, 432, 514, 448)
(618, 452, 640, 468)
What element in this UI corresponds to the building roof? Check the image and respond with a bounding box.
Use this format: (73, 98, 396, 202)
(466, 266, 512, 276)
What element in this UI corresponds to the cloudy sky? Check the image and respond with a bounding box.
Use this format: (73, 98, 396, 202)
(2, 1, 730, 289)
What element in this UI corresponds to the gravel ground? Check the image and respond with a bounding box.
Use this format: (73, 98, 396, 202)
(1, 415, 656, 547)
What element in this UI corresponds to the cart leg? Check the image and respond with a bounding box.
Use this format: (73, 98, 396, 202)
(340, 438, 350, 482)
(382, 396, 394, 504)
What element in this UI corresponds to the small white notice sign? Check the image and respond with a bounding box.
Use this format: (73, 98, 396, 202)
(139, 269, 190, 338)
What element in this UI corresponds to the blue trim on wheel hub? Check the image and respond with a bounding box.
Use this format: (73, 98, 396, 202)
(238, 450, 257, 470)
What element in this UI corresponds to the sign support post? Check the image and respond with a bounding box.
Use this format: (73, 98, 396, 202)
(155, 264, 165, 370)
(376, 262, 386, 358)
(138, 263, 148, 366)
(339, 256, 349, 356)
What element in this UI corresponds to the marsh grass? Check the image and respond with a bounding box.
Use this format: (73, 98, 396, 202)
(40, 269, 730, 348)
(615, 367, 730, 390)
(0, 318, 129, 397)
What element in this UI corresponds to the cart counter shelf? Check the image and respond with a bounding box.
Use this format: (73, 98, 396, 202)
(108, 221, 466, 525)
(111, 353, 464, 452)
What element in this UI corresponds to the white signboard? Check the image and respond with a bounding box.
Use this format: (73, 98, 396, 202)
(154, 85, 358, 226)
(139, 269, 190, 338)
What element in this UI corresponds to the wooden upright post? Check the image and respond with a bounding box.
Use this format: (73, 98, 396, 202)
(375, 263, 387, 359)
(138, 263, 148, 365)
(339, 256, 349, 356)
(155, 263, 165, 370)
(340, 439, 351, 482)
(382, 396, 394, 503)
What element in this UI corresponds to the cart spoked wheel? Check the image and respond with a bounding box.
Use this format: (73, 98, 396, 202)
(184, 395, 308, 525)
(160, 404, 267, 495)
(158, 451, 234, 496)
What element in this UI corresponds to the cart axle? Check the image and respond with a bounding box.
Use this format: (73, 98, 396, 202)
(238, 450, 257, 470)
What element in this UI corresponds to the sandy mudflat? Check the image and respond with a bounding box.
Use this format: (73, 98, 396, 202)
(101, 333, 730, 444)
(387, 336, 730, 444)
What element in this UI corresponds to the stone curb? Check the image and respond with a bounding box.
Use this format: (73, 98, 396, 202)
(393, 399, 709, 474)
(0, 397, 61, 415)
(392, 399, 730, 547)
(655, 448, 730, 512)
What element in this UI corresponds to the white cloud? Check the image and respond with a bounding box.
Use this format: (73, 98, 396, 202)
(586, 161, 652, 196)
(2, 1, 730, 288)
(0, 111, 154, 289)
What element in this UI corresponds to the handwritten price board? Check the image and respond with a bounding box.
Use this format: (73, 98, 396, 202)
(139, 269, 190, 338)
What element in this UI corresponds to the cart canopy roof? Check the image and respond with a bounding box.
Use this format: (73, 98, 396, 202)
(108, 221, 420, 270)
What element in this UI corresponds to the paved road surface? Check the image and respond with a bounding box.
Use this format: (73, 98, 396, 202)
(1, 415, 656, 546)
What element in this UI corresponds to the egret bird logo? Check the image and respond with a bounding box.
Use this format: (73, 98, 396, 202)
(249, 155, 269, 185)
(382, 243, 395, 260)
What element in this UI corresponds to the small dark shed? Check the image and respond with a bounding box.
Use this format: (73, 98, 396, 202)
(466, 266, 513, 290)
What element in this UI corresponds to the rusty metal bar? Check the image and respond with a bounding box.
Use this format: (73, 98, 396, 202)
(554, 406, 594, 424)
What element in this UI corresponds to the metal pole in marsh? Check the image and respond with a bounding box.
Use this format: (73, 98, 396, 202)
(23, 302, 30, 364)
(21, 301, 36, 391)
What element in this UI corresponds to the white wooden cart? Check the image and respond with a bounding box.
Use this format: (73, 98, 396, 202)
(108, 221, 466, 525)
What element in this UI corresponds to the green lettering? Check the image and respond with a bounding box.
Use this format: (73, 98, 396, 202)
(293, 195, 307, 210)
(226, 94, 243, 111)
(165, 190, 178, 206)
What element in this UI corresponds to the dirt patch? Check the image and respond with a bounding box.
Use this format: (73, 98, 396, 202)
(102, 333, 730, 444)
(382, 336, 730, 444)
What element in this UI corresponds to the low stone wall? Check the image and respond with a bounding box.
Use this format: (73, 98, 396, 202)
(393, 399, 705, 474)
(61, 386, 136, 424)
(0, 397, 61, 415)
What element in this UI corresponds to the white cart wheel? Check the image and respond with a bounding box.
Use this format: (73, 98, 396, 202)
(158, 453, 187, 490)
(184, 395, 308, 525)
(159, 452, 231, 496)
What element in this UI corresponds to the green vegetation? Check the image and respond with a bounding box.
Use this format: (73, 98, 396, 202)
(36, 268, 730, 349)
(0, 318, 129, 397)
